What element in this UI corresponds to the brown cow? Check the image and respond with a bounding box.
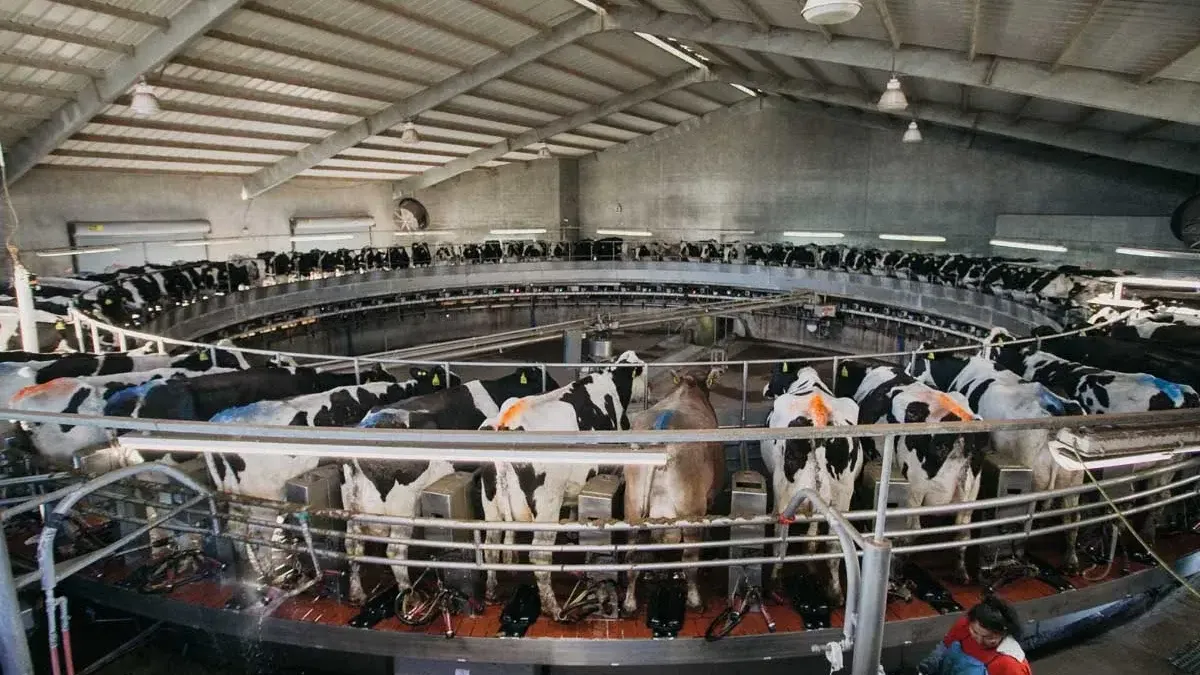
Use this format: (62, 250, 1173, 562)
(622, 370, 725, 615)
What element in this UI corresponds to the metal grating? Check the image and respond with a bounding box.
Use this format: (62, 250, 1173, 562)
(1170, 638, 1200, 675)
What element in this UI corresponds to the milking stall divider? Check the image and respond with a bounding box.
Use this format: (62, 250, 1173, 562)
(1, 260, 1199, 675)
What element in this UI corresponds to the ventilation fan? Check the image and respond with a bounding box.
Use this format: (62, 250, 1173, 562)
(393, 198, 429, 232)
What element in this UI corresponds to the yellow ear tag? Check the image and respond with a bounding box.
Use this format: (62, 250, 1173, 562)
(926, 353, 935, 360)
(781, 363, 789, 373)
(519, 373, 528, 384)
(199, 352, 209, 361)
(104, 298, 113, 305)
(432, 374, 440, 386)
(841, 366, 849, 378)
(54, 321, 65, 330)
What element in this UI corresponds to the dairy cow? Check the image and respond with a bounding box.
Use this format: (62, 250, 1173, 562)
(835, 363, 988, 584)
(338, 367, 556, 602)
(622, 370, 724, 614)
(911, 349, 1087, 571)
(479, 351, 647, 615)
(9, 367, 238, 464)
(761, 363, 862, 601)
(202, 369, 452, 586)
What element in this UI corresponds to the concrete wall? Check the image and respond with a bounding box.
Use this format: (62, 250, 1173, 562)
(411, 157, 578, 241)
(578, 100, 1198, 272)
(6, 168, 396, 276)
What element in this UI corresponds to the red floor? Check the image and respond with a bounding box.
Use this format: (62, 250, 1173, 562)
(40, 529, 1198, 641)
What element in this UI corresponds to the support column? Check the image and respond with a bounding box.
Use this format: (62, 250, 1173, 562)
(852, 538, 892, 675)
(0, 532, 35, 675)
(13, 262, 38, 353)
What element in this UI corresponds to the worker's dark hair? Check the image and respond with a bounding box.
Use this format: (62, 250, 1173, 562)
(968, 595, 1022, 640)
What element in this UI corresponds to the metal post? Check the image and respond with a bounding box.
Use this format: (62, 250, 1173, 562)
(442, 362, 451, 389)
(71, 317, 84, 355)
(116, 330, 128, 352)
(832, 357, 840, 390)
(0, 533, 34, 675)
(13, 263, 39, 353)
(852, 538, 892, 675)
(156, 339, 165, 355)
(540, 364, 547, 392)
(352, 357, 361, 385)
(89, 324, 101, 354)
(739, 360, 750, 470)
(873, 438, 895, 542)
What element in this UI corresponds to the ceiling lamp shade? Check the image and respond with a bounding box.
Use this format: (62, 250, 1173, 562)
(130, 80, 160, 117)
(878, 77, 908, 111)
(400, 121, 420, 144)
(801, 0, 862, 24)
(537, 143, 552, 159)
(902, 121, 922, 143)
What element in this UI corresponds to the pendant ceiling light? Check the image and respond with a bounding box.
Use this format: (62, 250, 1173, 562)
(801, 0, 862, 25)
(537, 143, 552, 159)
(400, 120, 420, 144)
(902, 121, 922, 143)
(878, 76, 908, 111)
(130, 79, 160, 117)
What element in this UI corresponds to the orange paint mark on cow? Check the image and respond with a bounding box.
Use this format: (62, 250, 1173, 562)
(496, 398, 529, 429)
(808, 395, 831, 427)
(11, 378, 74, 403)
(937, 393, 973, 421)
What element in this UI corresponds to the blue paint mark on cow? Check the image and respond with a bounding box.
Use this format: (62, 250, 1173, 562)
(1036, 385, 1066, 414)
(209, 403, 267, 423)
(103, 380, 165, 417)
(652, 409, 675, 430)
(1138, 374, 1184, 405)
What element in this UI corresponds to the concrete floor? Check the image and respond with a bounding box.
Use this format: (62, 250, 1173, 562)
(1032, 584, 1200, 675)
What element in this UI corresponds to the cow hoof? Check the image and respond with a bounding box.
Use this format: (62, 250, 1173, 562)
(622, 600, 639, 618)
(954, 570, 972, 586)
(686, 590, 703, 611)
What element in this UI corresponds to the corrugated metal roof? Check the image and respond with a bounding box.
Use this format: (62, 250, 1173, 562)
(0, 0, 1193, 181)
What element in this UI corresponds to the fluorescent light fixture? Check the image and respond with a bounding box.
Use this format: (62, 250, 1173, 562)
(288, 234, 356, 243)
(393, 230, 453, 237)
(1115, 247, 1200, 260)
(597, 229, 653, 237)
(784, 231, 845, 238)
(720, 230, 756, 235)
(879, 234, 946, 242)
(35, 246, 121, 258)
(730, 83, 759, 97)
(1107, 276, 1200, 290)
(802, 0, 863, 24)
(990, 239, 1068, 253)
(490, 228, 547, 236)
(175, 238, 244, 247)
(634, 33, 707, 70)
(116, 435, 667, 466)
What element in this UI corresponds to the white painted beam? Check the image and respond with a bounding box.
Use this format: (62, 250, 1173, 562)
(4, 0, 246, 182)
(607, 7, 1200, 127)
(712, 66, 1200, 175)
(397, 67, 716, 192)
(240, 11, 605, 199)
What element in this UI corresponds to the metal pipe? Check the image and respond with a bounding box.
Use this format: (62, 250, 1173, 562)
(0, 531, 35, 675)
(851, 539, 891, 675)
(739, 360, 749, 470)
(116, 331, 127, 352)
(72, 315, 84, 355)
(873, 438, 896, 541)
(58, 597, 74, 675)
(13, 263, 40, 353)
(88, 324, 100, 354)
(5, 406, 1198, 447)
(0, 473, 72, 488)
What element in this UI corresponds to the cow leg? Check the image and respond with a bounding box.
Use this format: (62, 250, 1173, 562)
(529, 527, 560, 617)
(1059, 469, 1086, 574)
(951, 507, 974, 585)
(680, 526, 703, 610)
(386, 524, 413, 591)
(502, 530, 517, 565)
(622, 530, 643, 616)
(346, 519, 368, 604)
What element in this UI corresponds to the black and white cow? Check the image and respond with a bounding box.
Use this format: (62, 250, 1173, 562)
(34, 346, 246, 384)
(202, 368, 452, 586)
(761, 363, 862, 600)
(113, 365, 398, 422)
(410, 242, 432, 267)
(9, 367, 238, 464)
(993, 341, 1200, 413)
(834, 362, 988, 584)
(478, 351, 647, 615)
(1029, 327, 1200, 390)
(911, 349, 1088, 572)
(328, 367, 559, 602)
